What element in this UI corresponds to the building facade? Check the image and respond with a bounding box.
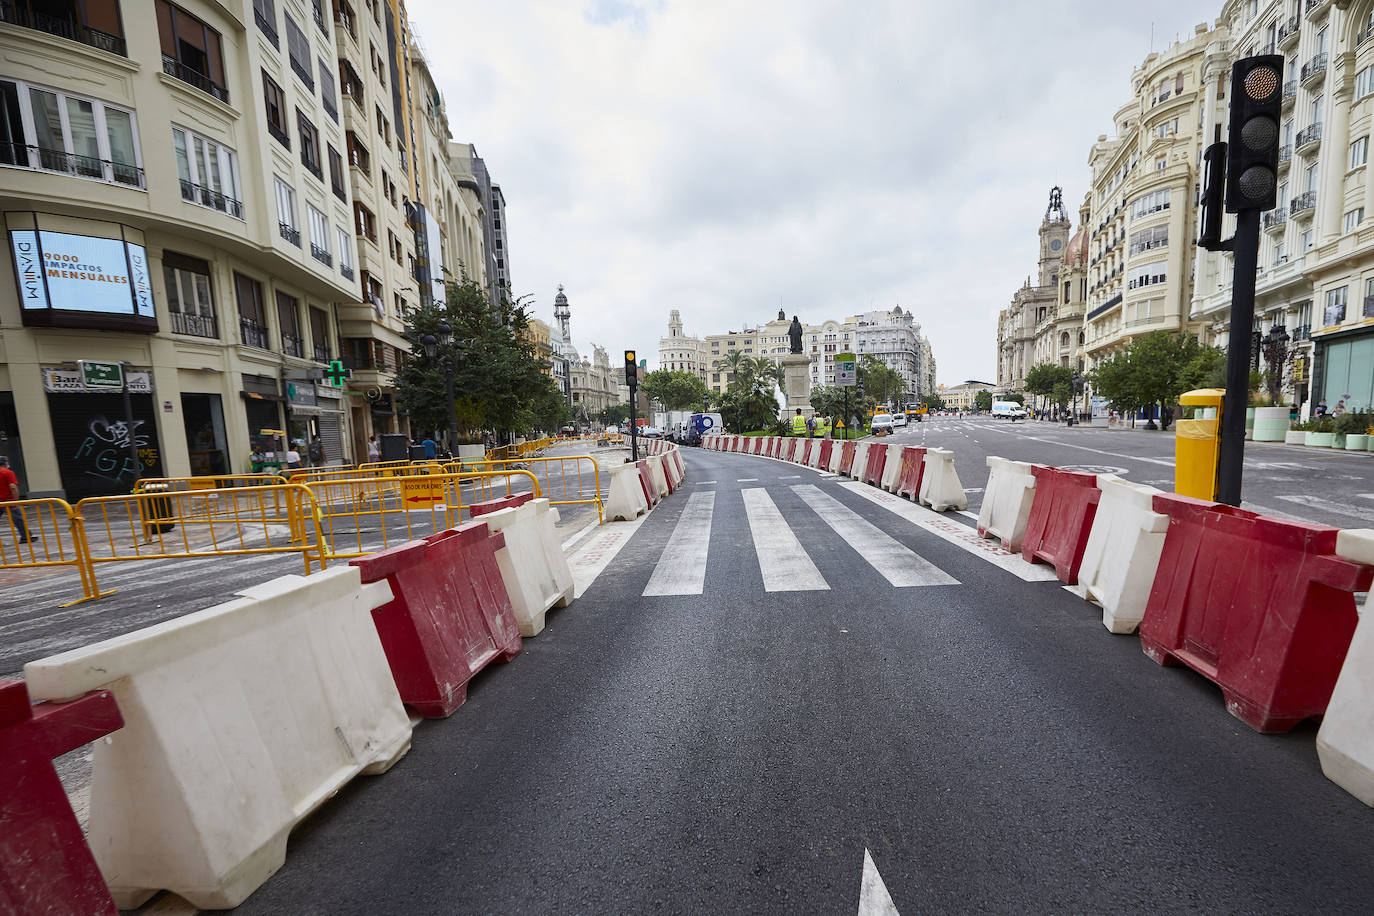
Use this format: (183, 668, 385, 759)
(998, 189, 1072, 390)
(940, 380, 997, 411)
(853, 306, 930, 400)
(659, 309, 709, 379)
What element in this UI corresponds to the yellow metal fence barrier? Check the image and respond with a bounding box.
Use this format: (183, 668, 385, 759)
(460, 455, 604, 524)
(0, 497, 105, 606)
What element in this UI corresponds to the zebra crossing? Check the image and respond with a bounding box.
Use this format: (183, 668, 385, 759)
(640, 483, 961, 597)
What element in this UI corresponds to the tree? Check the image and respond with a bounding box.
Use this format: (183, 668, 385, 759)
(640, 369, 709, 410)
(1002, 392, 1025, 404)
(597, 404, 631, 427)
(859, 355, 905, 407)
(1024, 363, 1076, 416)
(1089, 330, 1225, 428)
(809, 385, 847, 418)
(1260, 333, 1295, 405)
(713, 349, 753, 387)
(922, 393, 946, 411)
(974, 389, 993, 412)
(713, 356, 781, 433)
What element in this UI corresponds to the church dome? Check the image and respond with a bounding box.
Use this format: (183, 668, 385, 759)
(1063, 226, 1089, 268)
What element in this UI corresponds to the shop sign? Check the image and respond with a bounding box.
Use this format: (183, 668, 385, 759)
(43, 367, 153, 394)
(1293, 356, 1307, 382)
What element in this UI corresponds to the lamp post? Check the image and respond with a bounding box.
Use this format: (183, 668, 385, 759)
(421, 322, 471, 453)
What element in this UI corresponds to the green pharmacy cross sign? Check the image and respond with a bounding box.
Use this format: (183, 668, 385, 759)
(324, 360, 352, 387)
(78, 360, 124, 390)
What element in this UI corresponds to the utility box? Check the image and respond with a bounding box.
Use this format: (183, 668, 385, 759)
(1175, 389, 1225, 500)
(379, 433, 410, 462)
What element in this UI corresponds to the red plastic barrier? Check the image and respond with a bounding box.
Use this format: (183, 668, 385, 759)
(754, 437, 765, 456)
(352, 521, 522, 718)
(895, 446, 926, 499)
(799, 439, 813, 465)
(838, 440, 857, 476)
(636, 459, 660, 506)
(469, 492, 534, 517)
(1021, 465, 1100, 584)
(1, 679, 123, 915)
(818, 439, 834, 469)
(862, 443, 887, 486)
(781, 438, 795, 461)
(1139, 494, 1374, 732)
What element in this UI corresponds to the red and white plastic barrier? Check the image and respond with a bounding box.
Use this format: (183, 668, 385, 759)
(1076, 476, 1168, 634)
(976, 456, 1036, 553)
(1021, 465, 1099, 584)
(482, 497, 576, 637)
(1318, 529, 1374, 804)
(918, 448, 968, 512)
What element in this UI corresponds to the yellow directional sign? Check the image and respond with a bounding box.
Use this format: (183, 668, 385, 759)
(400, 476, 444, 507)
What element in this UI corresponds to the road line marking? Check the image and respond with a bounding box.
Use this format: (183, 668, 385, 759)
(560, 517, 601, 551)
(742, 488, 828, 592)
(780, 475, 801, 479)
(955, 510, 979, 521)
(792, 485, 957, 587)
(977, 424, 1173, 466)
(1274, 493, 1374, 524)
(737, 478, 759, 482)
(567, 513, 649, 599)
(858, 847, 900, 916)
(643, 491, 715, 596)
(837, 481, 1059, 582)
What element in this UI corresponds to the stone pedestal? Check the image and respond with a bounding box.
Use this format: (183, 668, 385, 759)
(781, 353, 813, 418)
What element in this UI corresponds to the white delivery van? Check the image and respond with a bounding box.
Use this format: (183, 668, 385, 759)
(991, 401, 1027, 421)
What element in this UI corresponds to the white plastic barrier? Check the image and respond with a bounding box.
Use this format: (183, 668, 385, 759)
(1318, 529, 1374, 805)
(828, 440, 845, 474)
(484, 497, 576, 636)
(662, 450, 683, 490)
(806, 440, 823, 469)
(671, 447, 686, 480)
(880, 443, 903, 492)
(1077, 476, 1169, 634)
(646, 454, 670, 498)
(918, 448, 968, 512)
(23, 567, 411, 910)
(976, 456, 1037, 552)
(850, 441, 870, 480)
(605, 461, 649, 521)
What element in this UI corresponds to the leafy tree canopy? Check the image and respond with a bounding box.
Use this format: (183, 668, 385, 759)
(974, 389, 994, 411)
(640, 369, 709, 411)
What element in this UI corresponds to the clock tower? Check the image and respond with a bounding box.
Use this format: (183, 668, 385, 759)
(1038, 186, 1071, 288)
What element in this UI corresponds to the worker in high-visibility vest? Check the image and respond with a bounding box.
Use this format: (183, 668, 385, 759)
(791, 408, 807, 436)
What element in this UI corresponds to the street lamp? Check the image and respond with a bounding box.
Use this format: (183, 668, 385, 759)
(418, 322, 466, 451)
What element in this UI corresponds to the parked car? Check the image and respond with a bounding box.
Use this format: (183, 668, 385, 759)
(892, 413, 908, 428)
(640, 426, 664, 438)
(871, 413, 894, 434)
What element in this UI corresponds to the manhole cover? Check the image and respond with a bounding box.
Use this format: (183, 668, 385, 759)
(1058, 464, 1128, 475)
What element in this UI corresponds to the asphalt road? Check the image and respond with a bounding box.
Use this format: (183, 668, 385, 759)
(221, 443, 1374, 915)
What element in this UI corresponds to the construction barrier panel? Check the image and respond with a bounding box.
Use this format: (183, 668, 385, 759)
(817, 439, 834, 471)
(351, 521, 522, 718)
(469, 492, 535, 517)
(23, 567, 411, 909)
(862, 442, 888, 487)
(838, 441, 857, 476)
(849, 441, 869, 479)
(636, 460, 660, 508)
(1318, 529, 1374, 804)
(0, 497, 108, 605)
(781, 438, 795, 462)
(828, 439, 846, 474)
(1139, 496, 1373, 732)
(605, 462, 650, 521)
(1, 679, 124, 915)
(1021, 465, 1099, 584)
(670, 447, 686, 482)
(880, 444, 903, 492)
(918, 448, 968, 512)
(662, 452, 682, 493)
(976, 457, 1037, 553)
(646, 455, 670, 499)
(1077, 476, 1168, 634)
(482, 498, 576, 637)
(895, 446, 927, 500)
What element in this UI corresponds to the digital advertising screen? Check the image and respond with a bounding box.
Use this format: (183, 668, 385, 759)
(9, 227, 157, 330)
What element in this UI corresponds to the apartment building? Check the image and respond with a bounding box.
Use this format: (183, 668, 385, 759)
(853, 307, 930, 400)
(0, 0, 360, 498)
(660, 309, 709, 379)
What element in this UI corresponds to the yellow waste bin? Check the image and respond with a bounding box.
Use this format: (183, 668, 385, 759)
(1175, 388, 1225, 500)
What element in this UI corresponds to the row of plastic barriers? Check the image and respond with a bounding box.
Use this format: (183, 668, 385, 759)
(603, 441, 688, 522)
(973, 456, 1374, 808)
(2, 493, 577, 912)
(701, 433, 970, 513)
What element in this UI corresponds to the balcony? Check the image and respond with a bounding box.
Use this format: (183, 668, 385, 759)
(311, 244, 332, 266)
(2, 141, 144, 188)
(1295, 122, 1322, 152)
(1124, 315, 1167, 329)
(1306, 0, 1330, 18)
(1282, 80, 1296, 109)
(340, 264, 355, 281)
(1151, 88, 1172, 107)
(0, 4, 126, 56)
(1278, 16, 1300, 48)
(1300, 53, 1327, 87)
(179, 179, 243, 219)
(313, 345, 330, 362)
(239, 318, 269, 349)
(301, 154, 322, 182)
(1087, 294, 1123, 320)
(1290, 190, 1317, 217)
(279, 222, 300, 246)
(169, 310, 218, 338)
(1293, 323, 1311, 341)
(162, 55, 230, 104)
(1278, 144, 1292, 168)
(254, 8, 278, 48)
(1263, 209, 1288, 231)
(281, 334, 303, 358)
(267, 120, 290, 150)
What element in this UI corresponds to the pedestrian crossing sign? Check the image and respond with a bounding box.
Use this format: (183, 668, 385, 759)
(834, 418, 846, 429)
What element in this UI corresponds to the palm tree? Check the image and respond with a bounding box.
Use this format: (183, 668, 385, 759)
(748, 356, 784, 399)
(715, 349, 753, 388)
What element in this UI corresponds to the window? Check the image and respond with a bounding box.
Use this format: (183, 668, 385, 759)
(354, 201, 376, 241)
(285, 15, 313, 89)
(334, 0, 356, 40)
(1127, 260, 1167, 290)
(1325, 286, 1347, 326)
(297, 109, 321, 178)
(0, 78, 143, 187)
(1346, 208, 1365, 232)
(262, 72, 289, 148)
(253, 0, 278, 46)
(1366, 279, 1374, 318)
(1129, 224, 1168, 255)
(307, 203, 330, 265)
(1358, 67, 1374, 100)
(311, 0, 327, 34)
(1352, 136, 1369, 170)
(173, 126, 242, 217)
(274, 175, 299, 245)
(327, 144, 345, 200)
(156, 1, 229, 102)
(1130, 188, 1170, 219)
(346, 131, 369, 174)
(337, 226, 354, 279)
(163, 252, 217, 338)
(1275, 240, 1287, 264)
(1311, 94, 1324, 127)
(277, 291, 303, 357)
(375, 106, 389, 146)
(234, 272, 269, 348)
(1305, 162, 1319, 192)
(1303, 228, 1315, 250)
(310, 306, 330, 361)
(339, 59, 363, 107)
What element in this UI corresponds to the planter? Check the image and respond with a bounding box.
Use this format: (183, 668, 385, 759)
(1334, 433, 1348, 449)
(1346, 434, 1369, 451)
(1306, 432, 1336, 448)
(1284, 430, 1307, 445)
(1252, 407, 1292, 443)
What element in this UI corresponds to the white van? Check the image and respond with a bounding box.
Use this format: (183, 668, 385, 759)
(991, 400, 1027, 421)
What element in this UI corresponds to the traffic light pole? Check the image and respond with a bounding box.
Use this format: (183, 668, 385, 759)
(629, 382, 639, 462)
(1217, 208, 1260, 507)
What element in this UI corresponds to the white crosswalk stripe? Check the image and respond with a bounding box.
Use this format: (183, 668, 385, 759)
(642, 491, 715, 596)
(791, 485, 959, 587)
(742, 488, 828, 592)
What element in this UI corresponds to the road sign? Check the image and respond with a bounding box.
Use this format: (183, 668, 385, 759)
(78, 360, 123, 390)
(835, 352, 856, 387)
(833, 418, 846, 430)
(324, 360, 351, 387)
(400, 477, 444, 507)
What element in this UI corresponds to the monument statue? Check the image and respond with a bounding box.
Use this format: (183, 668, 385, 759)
(788, 315, 803, 354)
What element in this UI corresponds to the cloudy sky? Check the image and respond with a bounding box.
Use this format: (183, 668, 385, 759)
(409, 0, 1213, 385)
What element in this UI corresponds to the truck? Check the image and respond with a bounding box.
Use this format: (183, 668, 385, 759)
(991, 400, 1027, 421)
(904, 402, 928, 423)
(654, 411, 697, 442)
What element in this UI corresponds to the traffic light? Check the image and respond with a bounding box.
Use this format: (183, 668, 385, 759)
(1198, 141, 1227, 250)
(856, 368, 865, 397)
(1225, 55, 1283, 213)
(624, 350, 637, 387)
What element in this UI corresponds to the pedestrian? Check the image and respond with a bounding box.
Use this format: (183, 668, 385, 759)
(805, 414, 816, 438)
(1316, 400, 1328, 418)
(285, 442, 302, 470)
(308, 435, 325, 466)
(791, 408, 806, 437)
(0, 455, 29, 544)
(421, 434, 438, 460)
(367, 434, 381, 462)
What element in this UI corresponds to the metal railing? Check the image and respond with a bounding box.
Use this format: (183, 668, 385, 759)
(340, 264, 355, 280)
(0, 498, 107, 606)
(1263, 209, 1288, 230)
(462, 454, 604, 523)
(1295, 123, 1322, 149)
(162, 55, 230, 104)
(239, 317, 270, 349)
(1278, 144, 1292, 164)
(0, 5, 125, 55)
(289, 55, 314, 91)
(311, 244, 332, 266)
(254, 8, 278, 47)
(1278, 16, 1300, 45)
(170, 310, 219, 339)
(268, 120, 290, 149)
(2, 141, 143, 187)
(1290, 190, 1317, 217)
(179, 179, 243, 218)
(1300, 53, 1327, 85)
(279, 222, 301, 246)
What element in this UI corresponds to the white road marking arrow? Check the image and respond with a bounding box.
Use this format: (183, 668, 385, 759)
(859, 848, 899, 915)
